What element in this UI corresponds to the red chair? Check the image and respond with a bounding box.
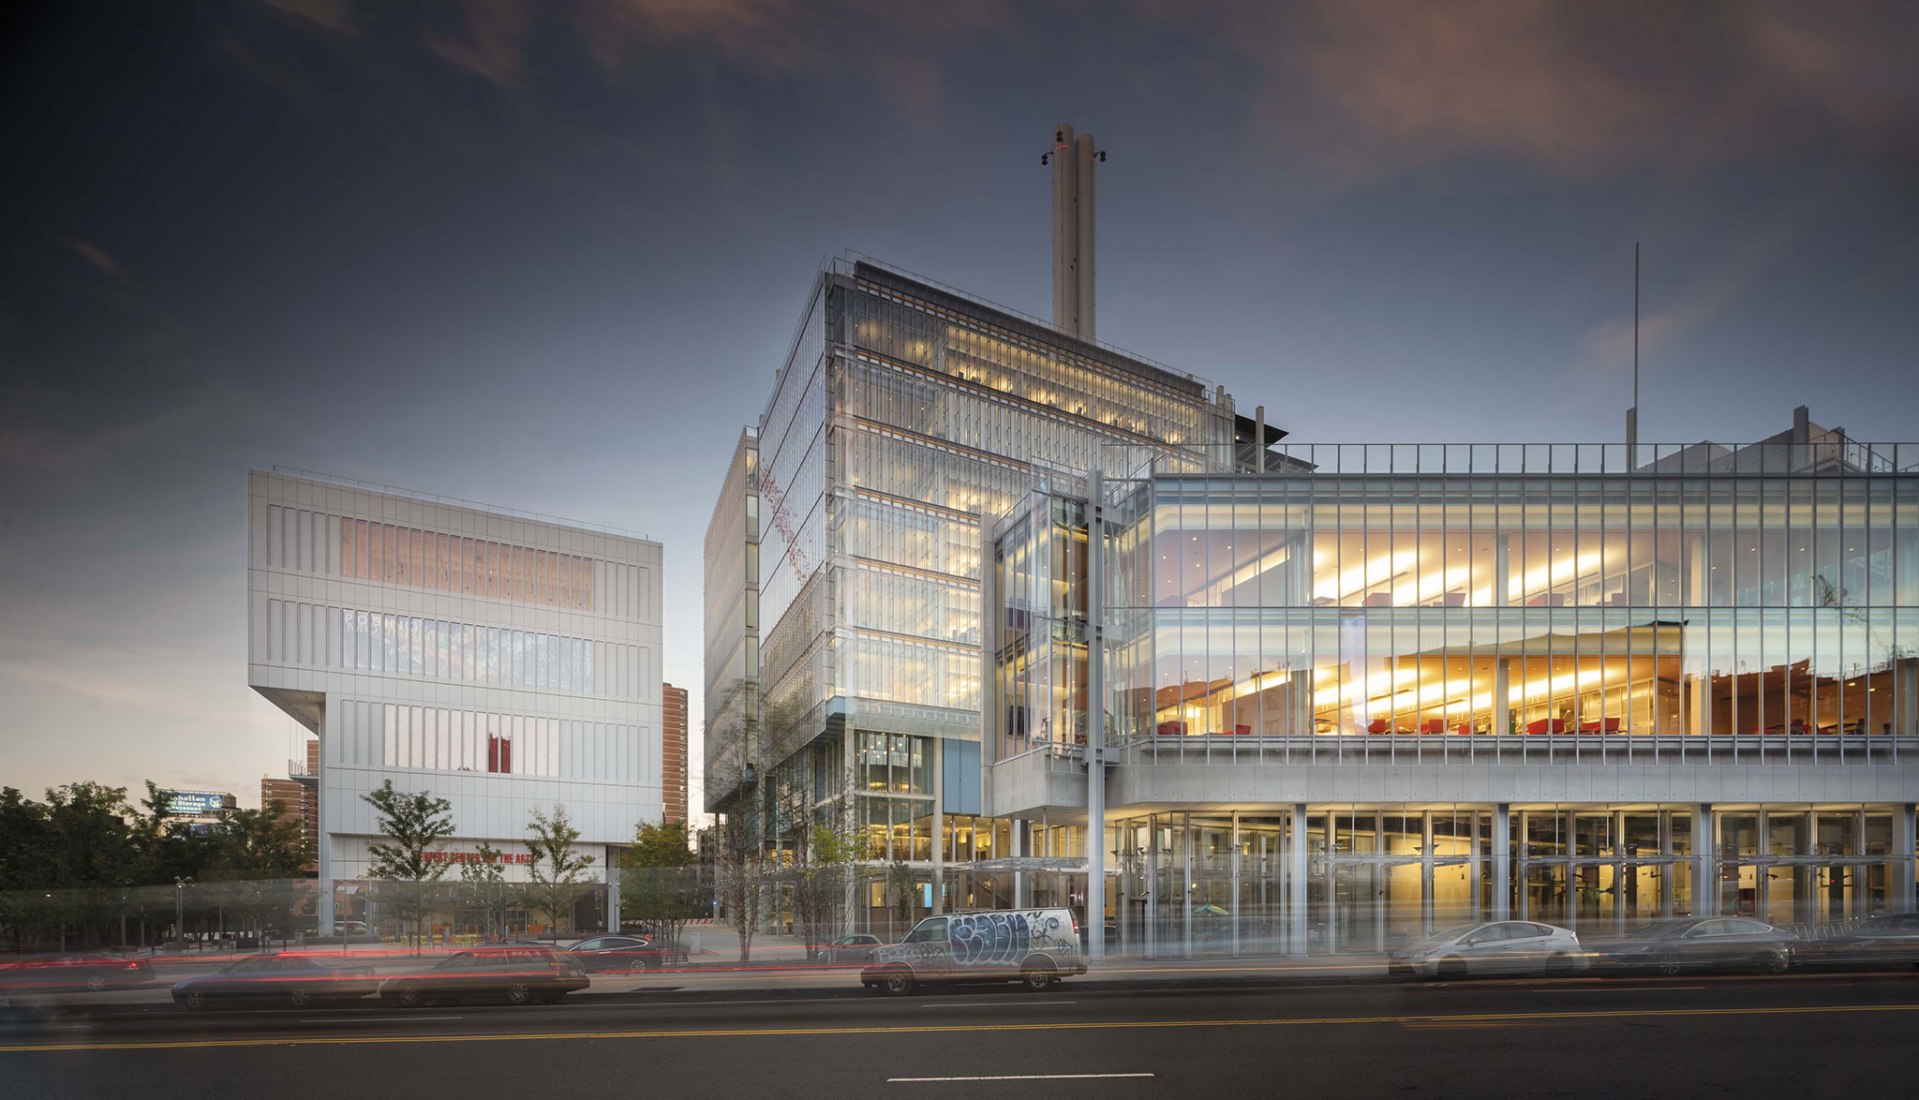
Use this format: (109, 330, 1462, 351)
(1365, 592, 1394, 608)
(1453, 723, 1473, 736)
(1526, 718, 1566, 735)
(1366, 718, 1390, 734)
(1156, 720, 1188, 736)
(1420, 719, 1446, 735)
(1232, 724, 1252, 736)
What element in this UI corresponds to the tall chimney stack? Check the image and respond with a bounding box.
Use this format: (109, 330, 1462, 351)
(1049, 123, 1097, 341)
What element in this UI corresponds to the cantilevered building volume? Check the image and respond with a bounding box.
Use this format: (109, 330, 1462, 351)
(247, 469, 663, 933)
(987, 419, 1919, 957)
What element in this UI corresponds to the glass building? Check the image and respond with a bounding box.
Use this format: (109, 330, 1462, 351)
(743, 257, 1272, 930)
(986, 424, 1919, 956)
(704, 429, 761, 816)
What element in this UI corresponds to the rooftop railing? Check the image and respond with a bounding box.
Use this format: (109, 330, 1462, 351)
(1104, 437, 1919, 480)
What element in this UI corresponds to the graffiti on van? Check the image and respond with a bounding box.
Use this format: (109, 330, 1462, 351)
(948, 911, 1030, 966)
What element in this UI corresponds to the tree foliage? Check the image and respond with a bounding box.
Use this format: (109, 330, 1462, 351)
(525, 805, 594, 940)
(712, 812, 766, 963)
(0, 781, 312, 949)
(785, 820, 867, 960)
(621, 822, 703, 954)
(459, 841, 514, 941)
(362, 781, 455, 949)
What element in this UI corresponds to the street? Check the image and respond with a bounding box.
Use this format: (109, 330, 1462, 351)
(7, 969, 1918, 1099)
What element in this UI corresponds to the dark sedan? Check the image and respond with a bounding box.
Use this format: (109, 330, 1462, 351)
(827, 935, 883, 963)
(171, 954, 378, 1009)
(1804, 913, 1919, 969)
(566, 935, 687, 972)
(380, 945, 588, 1006)
(0, 952, 153, 994)
(1596, 917, 1798, 976)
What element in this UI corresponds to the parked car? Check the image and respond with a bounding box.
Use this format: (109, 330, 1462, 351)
(1802, 913, 1919, 969)
(0, 952, 154, 994)
(862, 909, 1087, 996)
(565, 935, 687, 972)
(1594, 917, 1798, 976)
(827, 934, 883, 964)
(171, 954, 377, 1009)
(1387, 920, 1584, 979)
(380, 945, 588, 1007)
(331, 921, 369, 937)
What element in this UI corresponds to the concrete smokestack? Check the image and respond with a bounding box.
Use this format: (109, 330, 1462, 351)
(1049, 123, 1097, 341)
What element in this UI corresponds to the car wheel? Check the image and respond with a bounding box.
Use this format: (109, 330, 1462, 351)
(1758, 950, 1789, 975)
(505, 984, 534, 1006)
(1437, 958, 1467, 981)
(395, 987, 423, 1009)
(183, 990, 207, 1010)
(880, 969, 916, 997)
(85, 975, 108, 993)
(1022, 965, 1055, 991)
(289, 988, 311, 1009)
(1654, 953, 1683, 977)
(625, 956, 650, 974)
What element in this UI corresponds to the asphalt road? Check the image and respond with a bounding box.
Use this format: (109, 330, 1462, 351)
(7, 970, 1919, 1099)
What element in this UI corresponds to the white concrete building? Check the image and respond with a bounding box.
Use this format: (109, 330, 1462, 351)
(246, 470, 662, 931)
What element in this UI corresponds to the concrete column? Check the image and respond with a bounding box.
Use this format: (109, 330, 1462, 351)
(1852, 809, 1869, 921)
(315, 726, 334, 935)
(1492, 804, 1511, 921)
(1469, 810, 1483, 924)
(1693, 804, 1715, 917)
(1145, 815, 1159, 960)
(1181, 812, 1194, 959)
(1612, 809, 1628, 935)
(1231, 812, 1243, 957)
(1013, 820, 1029, 908)
(1515, 810, 1531, 919)
(1659, 811, 1675, 919)
(1421, 811, 1435, 937)
(1290, 804, 1310, 957)
(1898, 805, 1917, 916)
(1085, 474, 1106, 959)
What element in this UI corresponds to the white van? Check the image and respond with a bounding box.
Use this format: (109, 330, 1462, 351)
(861, 909, 1088, 996)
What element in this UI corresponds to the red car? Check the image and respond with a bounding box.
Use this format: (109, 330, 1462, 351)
(0, 952, 154, 993)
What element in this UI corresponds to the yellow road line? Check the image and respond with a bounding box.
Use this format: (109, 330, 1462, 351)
(5, 1003, 1916, 1054)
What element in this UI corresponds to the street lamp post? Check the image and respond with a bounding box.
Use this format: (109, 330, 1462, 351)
(174, 877, 192, 948)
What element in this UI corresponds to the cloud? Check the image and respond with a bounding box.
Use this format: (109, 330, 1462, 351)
(1178, 0, 1919, 186)
(426, 0, 537, 87)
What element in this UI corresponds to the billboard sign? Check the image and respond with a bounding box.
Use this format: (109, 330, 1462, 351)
(163, 790, 233, 816)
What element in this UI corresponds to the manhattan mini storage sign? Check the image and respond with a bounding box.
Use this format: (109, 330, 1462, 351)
(163, 790, 233, 816)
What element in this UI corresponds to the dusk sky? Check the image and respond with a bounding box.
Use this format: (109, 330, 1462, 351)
(3, 1, 1916, 810)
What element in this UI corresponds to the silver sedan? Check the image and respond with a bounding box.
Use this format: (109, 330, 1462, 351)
(1389, 920, 1585, 979)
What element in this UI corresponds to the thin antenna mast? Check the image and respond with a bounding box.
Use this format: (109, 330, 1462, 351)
(1626, 242, 1639, 469)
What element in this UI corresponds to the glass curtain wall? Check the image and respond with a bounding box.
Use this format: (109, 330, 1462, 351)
(1107, 474, 1919, 742)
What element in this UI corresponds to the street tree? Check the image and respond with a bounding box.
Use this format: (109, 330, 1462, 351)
(362, 781, 454, 950)
(459, 841, 513, 940)
(524, 805, 594, 941)
(785, 819, 867, 961)
(712, 812, 766, 962)
(621, 822, 703, 959)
